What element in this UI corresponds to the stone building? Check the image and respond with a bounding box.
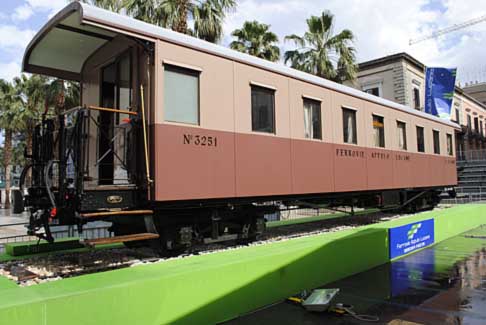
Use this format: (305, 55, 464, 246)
(346, 52, 486, 155)
(463, 82, 486, 106)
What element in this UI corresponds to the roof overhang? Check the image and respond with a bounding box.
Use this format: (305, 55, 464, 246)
(22, 2, 117, 81)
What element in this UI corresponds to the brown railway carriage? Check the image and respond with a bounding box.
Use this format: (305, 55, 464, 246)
(20, 2, 458, 249)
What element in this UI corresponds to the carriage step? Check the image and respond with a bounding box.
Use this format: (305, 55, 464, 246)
(83, 233, 160, 246)
(80, 209, 154, 219)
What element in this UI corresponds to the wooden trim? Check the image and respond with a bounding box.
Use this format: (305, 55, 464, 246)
(84, 233, 159, 246)
(250, 81, 277, 91)
(302, 94, 323, 102)
(80, 209, 153, 218)
(162, 59, 203, 72)
(88, 105, 138, 116)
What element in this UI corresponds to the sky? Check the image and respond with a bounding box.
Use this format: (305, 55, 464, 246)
(0, 0, 486, 85)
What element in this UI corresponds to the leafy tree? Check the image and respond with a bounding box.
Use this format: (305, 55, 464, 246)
(81, 0, 236, 43)
(0, 80, 23, 209)
(230, 21, 280, 62)
(284, 11, 357, 83)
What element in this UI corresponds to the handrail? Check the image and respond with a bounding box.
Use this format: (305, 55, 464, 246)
(87, 105, 138, 116)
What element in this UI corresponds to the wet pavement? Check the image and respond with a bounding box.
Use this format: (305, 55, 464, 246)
(226, 226, 486, 325)
(0, 209, 28, 238)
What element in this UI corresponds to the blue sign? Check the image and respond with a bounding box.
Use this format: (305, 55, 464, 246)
(424, 67, 457, 119)
(389, 219, 434, 259)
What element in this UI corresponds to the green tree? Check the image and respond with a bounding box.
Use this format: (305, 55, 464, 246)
(0, 80, 23, 209)
(284, 11, 357, 83)
(230, 21, 280, 62)
(82, 0, 236, 43)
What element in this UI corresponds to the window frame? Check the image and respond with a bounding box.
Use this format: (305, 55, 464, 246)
(302, 96, 322, 140)
(416, 126, 425, 153)
(397, 120, 407, 151)
(362, 82, 382, 97)
(433, 129, 440, 155)
(372, 114, 385, 148)
(163, 63, 201, 125)
(342, 107, 358, 145)
(251, 84, 276, 134)
(446, 133, 453, 156)
(413, 87, 421, 110)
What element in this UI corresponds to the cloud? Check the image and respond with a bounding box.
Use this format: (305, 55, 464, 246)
(0, 61, 22, 82)
(12, 4, 34, 21)
(223, 0, 485, 84)
(26, 0, 68, 16)
(0, 25, 36, 50)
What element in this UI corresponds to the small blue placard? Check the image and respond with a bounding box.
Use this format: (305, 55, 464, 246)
(389, 219, 435, 259)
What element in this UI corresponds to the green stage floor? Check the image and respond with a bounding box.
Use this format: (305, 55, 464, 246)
(0, 204, 485, 325)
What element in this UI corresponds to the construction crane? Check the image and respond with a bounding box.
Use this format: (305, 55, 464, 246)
(409, 14, 486, 45)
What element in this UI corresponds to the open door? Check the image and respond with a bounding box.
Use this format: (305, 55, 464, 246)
(98, 51, 133, 185)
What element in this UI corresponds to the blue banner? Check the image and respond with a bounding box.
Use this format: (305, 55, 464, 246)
(424, 67, 457, 119)
(389, 219, 435, 259)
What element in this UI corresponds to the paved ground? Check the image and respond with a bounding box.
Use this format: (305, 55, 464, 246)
(0, 209, 29, 238)
(226, 226, 486, 325)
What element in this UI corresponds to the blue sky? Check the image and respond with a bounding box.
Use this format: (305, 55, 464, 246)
(0, 0, 485, 84)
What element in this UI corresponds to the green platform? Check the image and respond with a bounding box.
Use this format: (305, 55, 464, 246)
(0, 204, 485, 325)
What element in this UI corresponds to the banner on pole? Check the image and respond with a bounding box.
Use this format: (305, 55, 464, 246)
(424, 67, 457, 119)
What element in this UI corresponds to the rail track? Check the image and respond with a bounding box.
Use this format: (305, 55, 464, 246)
(0, 207, 448, 286)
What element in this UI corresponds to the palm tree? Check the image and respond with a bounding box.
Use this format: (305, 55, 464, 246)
(230, 21, 280, 62)
(78, 0, 125, 12)
(83, 0, 236, 43)
(284, 11, 357, 83)
(0, 80, 23, 209)
(13, 75, 48, 158)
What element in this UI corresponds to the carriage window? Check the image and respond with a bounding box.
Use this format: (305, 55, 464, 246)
(416, 126, 425, 152)
(303, 98, 322, 139)
(446, 133, 453, 156)
(342, 108, 357, 144)
(397, 121, 407, 150)
(251, 85, 275, 133)
(164, 64, 200, 125)
(433, 130, 440, 154)
(372, 114, 385, 148)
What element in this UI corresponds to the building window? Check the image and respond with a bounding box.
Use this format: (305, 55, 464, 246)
(413, 87, 421, 110)
(251, 85, 275, 133)
(455, 108, 460, 123)
(303, 98, 322, 139)
(372, 114, 385, 148)
(416, 126, 425, 153)
(397, 121, 407, 150)
(474, 117, 479, 131)
(365, 87, 380, 96)
(342, 108, 357, 144)
(446, 133, 453, 156)
(433, 130, 440, 154)
(363, 83, 381, 97)
(481, 121, 484, 136)
(467, 115, 472, 129)
(164, 64, 200, 125)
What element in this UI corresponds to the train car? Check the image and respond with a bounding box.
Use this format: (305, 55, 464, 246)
(19, 2, 458, 252)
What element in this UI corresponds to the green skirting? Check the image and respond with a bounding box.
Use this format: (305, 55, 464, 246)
(0, 204, 485, 325)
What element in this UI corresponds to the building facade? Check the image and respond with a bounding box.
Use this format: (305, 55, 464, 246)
(347, 53, 486, 156)
(463, 82, 486, 106)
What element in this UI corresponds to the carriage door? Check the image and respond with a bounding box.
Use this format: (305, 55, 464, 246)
(98, 51, 132, 185)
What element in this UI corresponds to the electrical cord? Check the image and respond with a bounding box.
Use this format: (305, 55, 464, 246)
(334, 303, 379, 322)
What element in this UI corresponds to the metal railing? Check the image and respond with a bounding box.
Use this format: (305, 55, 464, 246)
(0, 223, 112, 254)
(457, 149, 486, 162)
